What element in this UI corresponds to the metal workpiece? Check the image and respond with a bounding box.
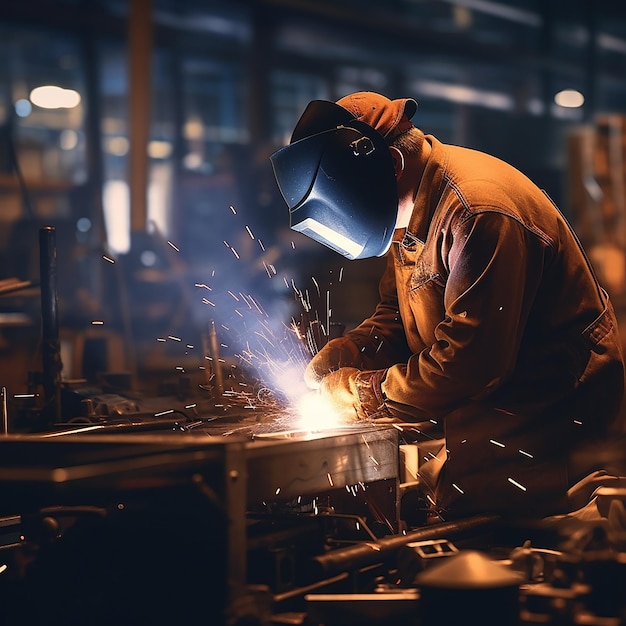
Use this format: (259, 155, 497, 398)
(245, 425, 399, 502)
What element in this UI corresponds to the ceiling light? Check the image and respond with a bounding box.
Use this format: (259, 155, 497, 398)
(554, 89, 584, 108)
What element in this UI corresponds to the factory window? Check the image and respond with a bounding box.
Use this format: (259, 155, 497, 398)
(270, 71, 329, 144)
(100, 43, 180, 254)
(0, 24, 87, 224)
(180, 56, 248, 172)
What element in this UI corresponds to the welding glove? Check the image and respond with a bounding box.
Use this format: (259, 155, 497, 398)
(318, 367, 390, 422)
(304, 336, 364, 389)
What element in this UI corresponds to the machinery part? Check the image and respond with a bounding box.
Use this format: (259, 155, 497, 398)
(38, 226, 62, 426)
(310, 515, 500, 578)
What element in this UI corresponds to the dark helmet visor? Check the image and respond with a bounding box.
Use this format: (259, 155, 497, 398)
(270, 117, 397, 260)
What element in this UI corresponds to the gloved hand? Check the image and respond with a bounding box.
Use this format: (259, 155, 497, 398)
(304, 336, 363, 389)
(318, 367, 362, 423)
(318, 367, 391, 422)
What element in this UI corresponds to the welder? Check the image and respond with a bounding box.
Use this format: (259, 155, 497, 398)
(270, 91, 625, 520)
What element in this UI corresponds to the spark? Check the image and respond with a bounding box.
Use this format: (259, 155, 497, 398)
(369, 455, 380, 467)
(489, 439, 505, 448)
(229, 205, 237, 214)
(392, 423, 404, 431)
(231, 247, 240, 260)
(157, 337, 166, 342)
(202, 298, 216, 306)
(195, 283, 212, 290)
(519, 449, 534, 458)
(249, 296, 265, 316)
(452, 483, 464, 494)
(239, 293, 253, 309)
(234, 310, 243, 318)
(275, 487, 281, 495)
(228, 291, 240, 301)
(258, 239, 265, 251)
(91, 320, 104, 325)
(339, 267, 344, 282)
(573, 419, 583, 425)
(102, 255, 115, 264)
(14, 393, 36, 398)
(185, 404, 197, 409)
(167, 240, 180, 252)
(291, 241, 296, 249)
(186, 344, 194, 349)
(154, 409, 174, 417)
(168, 335, 182, 341)
(311, 276, 320, 297)
(245, 225, 254, 239)
(508, 477, 527, 491)
(327, 473, 334, 487)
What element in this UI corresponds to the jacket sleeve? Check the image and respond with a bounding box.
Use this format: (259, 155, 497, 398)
(344, 252, 415, 369)
(378, 211, 544, 421)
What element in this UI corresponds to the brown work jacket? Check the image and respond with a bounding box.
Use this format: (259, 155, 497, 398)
(347, 134, 625, 519)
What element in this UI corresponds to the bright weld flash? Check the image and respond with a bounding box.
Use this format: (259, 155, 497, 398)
(295, 390, 348, 431)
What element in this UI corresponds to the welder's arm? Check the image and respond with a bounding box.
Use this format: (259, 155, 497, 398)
(322, 213, 541, 422)
(304, 253, 414, 388)
(346, 252, 417, 365)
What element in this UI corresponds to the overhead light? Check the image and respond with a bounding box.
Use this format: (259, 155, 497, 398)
(412, 79, 514, 111)
(14, 99, 32, 117)
(30, 85, 81, 109)
(148, 140, 173, 159)
(554, 89, 584, 108)
(106, 136, 130, 156)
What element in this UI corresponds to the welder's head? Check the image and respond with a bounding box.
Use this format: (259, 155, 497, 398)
(270, 92, 417, 260)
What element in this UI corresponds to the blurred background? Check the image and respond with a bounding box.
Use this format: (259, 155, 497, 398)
(0, 0, 625, 398)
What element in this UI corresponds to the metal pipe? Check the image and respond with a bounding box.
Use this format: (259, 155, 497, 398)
(39, 226, 62, 425)
(1, 387, 7, 435)
(310, 515, 500, 578)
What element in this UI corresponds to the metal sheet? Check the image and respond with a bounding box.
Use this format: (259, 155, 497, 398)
(245, 425, 399, 501)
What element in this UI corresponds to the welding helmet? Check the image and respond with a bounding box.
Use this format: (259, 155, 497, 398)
(270, 100, 398, 260)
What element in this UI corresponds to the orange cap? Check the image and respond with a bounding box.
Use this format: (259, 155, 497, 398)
(336, 91, 418, 141)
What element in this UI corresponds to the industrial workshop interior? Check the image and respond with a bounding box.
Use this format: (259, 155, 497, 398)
(2, 0, 626, 624)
